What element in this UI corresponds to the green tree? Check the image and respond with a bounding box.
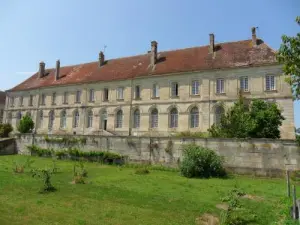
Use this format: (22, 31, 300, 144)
(277, 16, 300, 100)
(208, 97, 285, 139)
(17, 115, 34, 133)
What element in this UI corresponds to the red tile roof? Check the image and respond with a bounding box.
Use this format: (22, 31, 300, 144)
(9, 39, 277, 92)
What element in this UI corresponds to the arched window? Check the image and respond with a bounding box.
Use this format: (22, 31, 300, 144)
(133, 109, 140, 128)
(38, 110, 43, 128)
(150, 108, 158, 128)
(60, 110, 67, 129)
(190, 107, 199, 128)
(87, 110, 93, 128)
(169, 108, 178, 128)
(48, 110, 55, 130)
(116, 110, 123, 128)
(73, 110, 80, 128)
(215, 105, 224, 125)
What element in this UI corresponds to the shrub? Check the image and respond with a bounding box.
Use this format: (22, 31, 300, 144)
(17, 115, 34, 133)
(73, 161, 88, 184)
(174, 131, 210, 138)
(135, 167, 150, 175)
(12, 157, 34, 173)
(296, 135, 300, 147)
(179, 144, 226, 178)
(0, 123, 13, 137)
(31, 168, 56, 193)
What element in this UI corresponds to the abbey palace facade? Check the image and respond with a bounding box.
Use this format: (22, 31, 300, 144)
(4, 28, 296, 139)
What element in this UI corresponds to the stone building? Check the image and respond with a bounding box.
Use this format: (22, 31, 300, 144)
(0, 91, 6, 123)
(4, 28, 295, 139)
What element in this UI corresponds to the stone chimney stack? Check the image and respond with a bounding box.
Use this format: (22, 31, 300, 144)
(151, 41, 158, 65)
(209, 33, 215, 53)
(38, 61, 45, 78)
(99, 51, 105, 67)
(55, 60, 60, 81)
(252, 27, 257, 46)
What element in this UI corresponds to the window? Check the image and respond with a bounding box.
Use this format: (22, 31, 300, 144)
(19, 96, 23, 106)
(48, 110, 55, 130)
(240, 76, 249, 92)
(103, 88, 109, 101)
(191, 80, 199, 95)
(60, 111, 67, 129)
(216, 79, 225, 94)
(16, 111, 22, 125)
(135, 86, 141, 99)
(171, 82, 179, 97)
(52, 92, 56, 105)
(116, 110, 123, 128)
(41, 94, 46, 105)
(87, 110, 93, 128)
(117, 87, 124, 100)
(190, 107, 199, 128)
(152, 83, 159, 98)
(266, 75, 275, 91)
(133, 109, 140, 128)
(150, 108, 158, 128)
(75, 90, 81, 103)
(215, 105, 224, 125)
(169, 108, 178, 128)
(63, 92, 68, 104)
(73, 110, 80, 128)
(10, 97, 14, 107)
(38, 111, 43, 128)
(29, 95, 33, 106)
(7, 112, 12, 124)
(89, 89, 95, 102)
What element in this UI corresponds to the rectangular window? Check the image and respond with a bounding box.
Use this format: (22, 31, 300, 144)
(135, 85, 140, 99)
(171, 82, 179, 97)
(89, 89, 95, 102)
(266, 75, 275, 91)
(52, 92, 56, 105)
(117, 87, 124, 100)
(216, 79, 225, 94)
(41, 94, 45, 105)
(29, 95, 33, 106)
(191, 80, 199, 95)
(240, 76, 249, 92)
(152, 83, 159, 98)
(10, 97, 14, 107)
(103, 88, 109, 101)
(19, 96, 23, 106)
(63, 92, 68, 104)
(75, 90, 81, 103)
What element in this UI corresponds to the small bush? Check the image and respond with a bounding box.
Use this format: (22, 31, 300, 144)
(31, 168, 56, 193)
(12, 157, 34, 173)
(180, 144, 226, 178)
(73, 161, 88, 184)
(17, 115, 34, 133)
(0, 123, 13, 137)
(135, 168, 150, 175)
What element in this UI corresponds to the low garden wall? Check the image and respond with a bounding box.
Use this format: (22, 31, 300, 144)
(15, 134, 300, 177)
(0, 138, 17, 155)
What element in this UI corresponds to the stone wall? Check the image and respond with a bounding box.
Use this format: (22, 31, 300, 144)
(0, 138, 16, 155)
(16, 134, 300, 177)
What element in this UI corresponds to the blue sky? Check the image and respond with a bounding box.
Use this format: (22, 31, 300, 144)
(0, 0, 299, 127)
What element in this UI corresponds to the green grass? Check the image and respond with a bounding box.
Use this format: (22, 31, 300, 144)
(0, 155, 296, 225)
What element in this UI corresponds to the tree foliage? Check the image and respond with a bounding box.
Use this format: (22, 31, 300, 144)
(208, 96, 285, 139)
(17, 115, 34, 133)
(0, 123, 13, 137)
(277, 16, 300, 100)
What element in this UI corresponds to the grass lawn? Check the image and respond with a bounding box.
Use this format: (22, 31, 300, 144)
(0, 155, 295, 225)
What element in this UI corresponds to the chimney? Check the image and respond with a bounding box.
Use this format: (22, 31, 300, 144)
(99, 51, 105, 67)
(151, 41, 158, 65)
(251, 27, 257, 46)
(38, 61, 45, 78)
(209, 33, 215, 53)
(55, 60, 60, 81)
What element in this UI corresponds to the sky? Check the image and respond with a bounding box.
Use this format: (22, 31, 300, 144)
(0, 0, 299, 127)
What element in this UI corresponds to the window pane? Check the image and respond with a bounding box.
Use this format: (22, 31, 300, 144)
(116, 110, 123, 128)
(192, 81, 199, 95)
(135, 86, 140, 99)
(190, 107, 199, 128)
(169, 108, 178, 128)
(133, 110, 140, 128)
(151, 109, 158, 128)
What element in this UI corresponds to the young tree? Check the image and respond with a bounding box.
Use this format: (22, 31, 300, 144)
(17, 115, 34, 133)
(277, 16, 300, 100)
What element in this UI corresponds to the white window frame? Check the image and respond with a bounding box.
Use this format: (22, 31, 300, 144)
(60, 111, 67, 129)
(240, 76, 249, 92)
(152, 83, 159, 98)
(169, 108, 178, 128)
(265, 75, 276, 91)
(116, 110, 123, 128)
(191, 80, 200, 95)
(150, 108, 158, 128)
(73, 110, 80, 128)
(216, 78, 225, 94)
(190, 107, 199, 128)
(117, 87, 124, 100)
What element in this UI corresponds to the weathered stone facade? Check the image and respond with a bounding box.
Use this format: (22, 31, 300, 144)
(3, 64, 295, 139)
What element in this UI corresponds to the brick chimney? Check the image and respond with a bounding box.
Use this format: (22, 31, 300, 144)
(38, 61, 45, 78)
(209, 33, 215, 53)
(251, 27, 257, 46)
(99, 51, 105, 67)
(55, 60, 60, 81)
(151, 41, 158, 65)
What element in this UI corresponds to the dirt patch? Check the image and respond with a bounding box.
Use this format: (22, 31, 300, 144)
(216, 203, 229, 211)
(242, 194, 264, 201)
(195, 213, 219, 225)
